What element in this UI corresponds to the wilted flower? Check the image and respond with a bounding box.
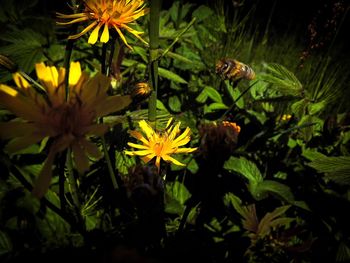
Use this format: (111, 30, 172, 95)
(0, 62, 131, 197)
(125, 118, 197, 171)
(199, 120, 241, 159)
(57, 0, 149, 49)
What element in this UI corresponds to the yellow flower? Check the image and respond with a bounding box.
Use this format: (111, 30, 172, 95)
(125, 118, 197, 171)
(57, 0, 149, 49)
(0, 62, 131, 197)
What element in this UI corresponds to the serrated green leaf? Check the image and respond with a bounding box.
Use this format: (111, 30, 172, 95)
(308, 100, 326, 115)
(224, 157, 263, 185)
(307, 156, 350, 185)
(258, 205, 292, 237)
(0, 28, 46, 72)
(252, 180, 295, 202)
(259, 63, 303, 96)
(302, 148, 327, 161)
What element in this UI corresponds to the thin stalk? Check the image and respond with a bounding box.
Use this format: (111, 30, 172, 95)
(100, 40, 119, 189)
(101, 43, 107, 74)
(65, 148, 81, 209)
(102, 136, 118, 189)
(220, 80, 258, 120)
(158, 18, 196, 60)
(64, 39, 74, 100)
(106, 35, 117, 77)
(148, 0, 161, 127)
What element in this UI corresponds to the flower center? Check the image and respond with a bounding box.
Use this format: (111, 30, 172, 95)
(153, 142, 164, 156)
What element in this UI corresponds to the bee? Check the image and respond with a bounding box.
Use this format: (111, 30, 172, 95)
(216, 58, 256, 82)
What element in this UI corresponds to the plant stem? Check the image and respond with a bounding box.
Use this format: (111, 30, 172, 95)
(106, 35, 117, 77)
(65, 148, 81, 209)
(64, 39, 74, 100)
(148, 0, 161, 127)
(158, 17, 196, 60)
(102, 136, 118, 190)
(100, 40, 119, 189)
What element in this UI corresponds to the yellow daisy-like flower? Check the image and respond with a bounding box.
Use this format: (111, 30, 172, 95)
(125, 118, 197, 171)
(57, 0, 149, 49)
(0, 62, 131, 197)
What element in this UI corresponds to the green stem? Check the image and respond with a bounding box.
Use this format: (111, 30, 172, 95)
(101, 43, 107, 74)
(106, 35, 117, 77)
(65, 149, 81, 209)
(148, 0, 161, 127)
(100, 40, 119, 189)
(220, 80, 258, 120)
(64, 39, 74, 100)
(158, 17, 196, 60)
(102, 136, 118, 189)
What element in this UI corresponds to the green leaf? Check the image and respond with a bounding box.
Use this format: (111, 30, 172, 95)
(291, 99, 307, 119)
(258, 205, 292, 237)
(224, 157, 263, 185)
(165, 181, 191, 215)
(204, 102, 228, 114)
(196, 88, 208, 103)
(168, 95, 182, 112)
(223, 193, 246, 218)
(0, 230, 12, 256)
(156, 100, 168, 111)
(302, 148, 327, 161)
(259, 63, 303, 96)
(252, 180, 295, 202)
(192, 5, 214, 21)
(158, 67, 187, 84)
(115, 152, 136, 175)
(0, 28, 46, 72)
(204, 86, 223, 103)
(229, 86, 245, 109)
(308, 100, 326, 115)
(307, 156, 350, 185)
(122, 59, 187, 83)
(187, 158, 199, 174)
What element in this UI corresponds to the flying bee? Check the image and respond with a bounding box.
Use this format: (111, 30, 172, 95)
(215, 58, 256, 82)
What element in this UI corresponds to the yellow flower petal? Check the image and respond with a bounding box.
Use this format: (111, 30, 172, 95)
(114, 25, 132, 49)
(69, 61, 82, 86)
(0, 85, 45, 122)
(94, 95, 131, 117)
(68, 21, 98, 40)
(88, 23, 102, 44)
(5, 133, 46, 153)
(139, 120, 155, 139)
(12, 73, 30, 89)
(72, 141, 90, 174)
(0, 121, 37, 139)
(127, 142, 149, 149)
(162, 154, 185, 166)
(79, 138, 103, 160)
(32, 147, 57, 198)
(100, 23, 110, 43)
